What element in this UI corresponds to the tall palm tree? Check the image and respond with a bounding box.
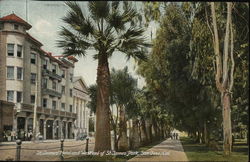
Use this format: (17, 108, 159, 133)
(58, 1, 150, 151)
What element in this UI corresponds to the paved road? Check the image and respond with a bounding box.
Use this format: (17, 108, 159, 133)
(0, 138, 95, 161)
(128, 138, 188, 162)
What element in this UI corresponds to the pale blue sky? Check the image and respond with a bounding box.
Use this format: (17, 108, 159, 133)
(0, 0, 158, 87)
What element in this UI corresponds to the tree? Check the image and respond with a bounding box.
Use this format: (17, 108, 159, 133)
(58, 1, 149, 151)
(209, 2, 234, 155)
(110, 67, 137, 151)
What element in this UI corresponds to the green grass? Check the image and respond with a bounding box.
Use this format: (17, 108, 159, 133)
(180, 136, 249, 162)
(65, 139, 165, 161)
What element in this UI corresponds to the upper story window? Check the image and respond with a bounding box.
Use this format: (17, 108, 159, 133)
(43, 98, 47, 108)
(7, 91, 14, 102)
(31, 53, 36, 64)
(69, 105, 73, 112)
(43, 59, 48, 69)
(70, 89, 73, 97)
(52, 101, 57, 109)
(61, 103, 65, 110)
(17, 45, 22, 58)
(14, 24, 19, 30)
(70, 74, 73, 82)
(17, 67, 23, 80)
(30, 95, 35, 104)
(62, 70, 65, 78)
(42, 78, 48, 88)
(0, 23, 4, 30)
(52, 64, 57, 74)
(7, 44, 14, 56)
(16, 91, 22, 103)
(7, 66, 14, 79)
(31, 73, 36, 84)
(61, 86, 65, 94)
(52, 81, 57, 90)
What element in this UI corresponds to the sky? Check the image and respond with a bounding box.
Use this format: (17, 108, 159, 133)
(0, 0, 158, 87)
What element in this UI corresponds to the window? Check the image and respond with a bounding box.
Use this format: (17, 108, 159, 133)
(0, 23, 4, 30)
(42, 78, 47, 88)
(62, 70, 65, 78)
(52, 81, 56, 90)
(52, 64, 56, 73)
(69, 105, 73, 112)
(30, 95, 35, 104)
(30, 53, 36, 64)
(61, 103, 65, 110)
(43, 98, 47, 108)
(17, 45, 22, 57)
(14, 24, 19, 30)
(43, 59, 48, 69)
(52, 101, 57, 109)
(31, 73, 36, 84)
(16, 91, 22, 103)
(17, 67, 23, 80)
(7, 91, 14, 102)
(61, 86, 65, 94)
(70, 74, 73, 82)
(7, 44, 14, 56)
(70, 89, 73, 97)
(7, 66, 14, 79)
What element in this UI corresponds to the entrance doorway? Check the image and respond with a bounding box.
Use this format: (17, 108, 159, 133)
(39, 119, 44, 135)
(68, 122, 72, 139)
(46, 120, 53, 139)
(17, 117, 25, 140)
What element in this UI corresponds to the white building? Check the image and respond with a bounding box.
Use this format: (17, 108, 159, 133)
(73, 76, 93, 138)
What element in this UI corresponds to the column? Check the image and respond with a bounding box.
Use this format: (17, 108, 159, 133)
(13, 117, 17, 132)
(52, 120, 56, 139)
(59, 120, 63, 139)
(25, 118, 28, 133)
(65, 122, 68, 139)
(43, 120, 47, 139)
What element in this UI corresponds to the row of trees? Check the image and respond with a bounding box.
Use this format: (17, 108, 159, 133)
(88, 67, 173, 151)
(58, 1, 248, 155)
(139, 2, 248, 155)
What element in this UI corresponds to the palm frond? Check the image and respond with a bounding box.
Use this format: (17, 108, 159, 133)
(63, 2, 95, 37)
(88, 1, 109, 20)
(57, 27, 91, 57)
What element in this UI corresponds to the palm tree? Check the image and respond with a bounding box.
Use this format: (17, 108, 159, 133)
(58, 1, 150, 151)
(110, 67, 137, 151)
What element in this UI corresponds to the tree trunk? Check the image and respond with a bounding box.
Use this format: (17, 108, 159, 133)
(140, 118, 148, 145)
(118, 106, 128, 151)
(210, 2, 233, 155)
(204, 121, 208, 145)
(222, 92, 232, 155)
(130, 119, 140, 150)
(94, 53, 111, 151)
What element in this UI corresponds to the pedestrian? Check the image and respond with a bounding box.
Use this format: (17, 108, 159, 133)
(176, 133, 179, 140)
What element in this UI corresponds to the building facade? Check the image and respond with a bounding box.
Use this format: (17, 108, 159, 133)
(0, 13, 79, 140)
(73, 76, 91, 138)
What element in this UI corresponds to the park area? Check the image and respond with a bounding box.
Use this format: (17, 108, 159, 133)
(0, 1, 249, 162)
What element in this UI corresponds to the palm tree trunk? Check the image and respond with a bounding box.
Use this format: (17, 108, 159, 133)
(118, 105, 128, 151)
(130, 119, 140, 150)
(94, 53, 111, 151)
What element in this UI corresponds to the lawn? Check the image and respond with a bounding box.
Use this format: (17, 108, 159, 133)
(180, 136, 249, 162)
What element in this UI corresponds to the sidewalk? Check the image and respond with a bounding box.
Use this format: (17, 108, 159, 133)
(128, 138, 188, 162)
(0, 137, 94, 146)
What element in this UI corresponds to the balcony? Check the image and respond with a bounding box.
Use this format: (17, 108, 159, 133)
(42, 69, 62, 81)
(43, 88, 62, 98)
(17, 104, 77, 119)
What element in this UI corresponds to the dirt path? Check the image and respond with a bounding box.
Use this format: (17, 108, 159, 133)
(128, 138, 188, 162)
